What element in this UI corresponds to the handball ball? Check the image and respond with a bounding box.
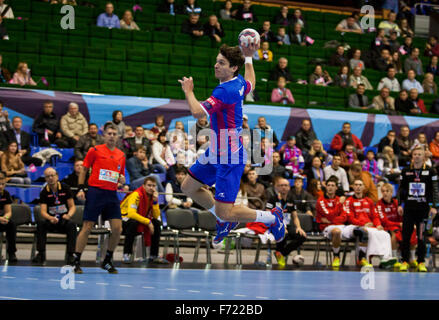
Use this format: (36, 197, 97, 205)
(238, 28, 260, 48)
(292, 255, 305, 266)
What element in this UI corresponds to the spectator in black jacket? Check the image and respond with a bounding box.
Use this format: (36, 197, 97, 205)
(32, 101, 64, 147)
(290, 23, 307, 46)
(329, 45, 348, 67)
(203, 14, 224, 43)
(378, 130, 400, 156)
(259, 20, 276, 43)
(74, 123, 104, 161)
(269, 57, 293, 82)
(126, 146, 164, 191)
(181, 13, 204, 38)
(374, 48, 393, 72)
(232, 0, 256, 23)
(294, 119, 317, 154)
(158, 0, 182, 15)
(123, 125, 152, 160)
(289, 176, 315, 216)
(273, 5, 292, 27)
(61, 160, 88, 204)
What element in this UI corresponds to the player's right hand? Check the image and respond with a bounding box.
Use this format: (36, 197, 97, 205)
(77, 190, 86, 201)
(240, 41, 259, 57)
(397, 206, 404, 216)
(148, 222, 154, 235)
(178, 76, 194, 94)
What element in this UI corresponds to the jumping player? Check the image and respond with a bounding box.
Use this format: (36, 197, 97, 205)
(398, 146, 439, 272)
(178, 43, 285, 244)
(72, 123, 126, 274)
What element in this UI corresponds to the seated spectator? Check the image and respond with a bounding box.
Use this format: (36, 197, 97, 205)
(315, 176, 347, 268)
(348, 163, 378, 203)
(0, 54, 11, 83)
(120, 177, 168, 264)
(232, 0, 256, 23)
(166, 121, 187, 155)
(8, 116, 42, 166)
(273, 5, 292, 27)
(388, 30, 401, 53)
(304, 139, 331, 169)
(0, 100, 10, 133)
(181, 13, 204, 38)
(396, 125, 413, 166)
(372, 87, 396, 113)
(330, 122, 364, 155)
(269, 57, 293, 82)
(259, 20, 276, 43)
(362, 150, 382, 184)
(404, 48, 424, 76)
(167, 152, 191, 183)
(0, 16, 8, 40)
(61, 160, 88, 204)
(174, 141, 196, 168)
(426, 56, 439, 76)
(307, 178, 324, 199)
(424, 36, 439, 57)
(158, 0, 181, 15)
(0, 0, 14, 19)
(203, 15, 224, 43)
(1, 141, 30, 185)
(151, 131, 174, 174)
(374, 48, 393, 72)
(290, 23, 307, 46)
(271, 77, 294, 105)
(348, 84, 373, 109)
(150, 115, 167, 141)
(0, 172, 16, 262)
(343, 179, 395, 267)
(96, 2, 120, 29)
(291, 176, 315, 217)
(429, 131, 439, 165)
(165, 167, 198, 218)
(294, 119, 317, 154)
(329, 45, 348, 67)
(333, 65, 350, 88)
(378, 11, 401, 36)
(306, 156, 326, 187)
(399, 18, 414, 38)
(395, 89, 413, 114)
(335, 14, 362, 34)
(377, 146, 401, 183)
(267, 151, 289, 182)
(408, 88, 427, 114)
(391, 51, 403, 73)
(127, 146, 164, 192)
(378, 129, 400, 155)
(349, 49, 365, 71)
(339, 143, 358, 171)
(123, 125, 134, 139)
(32, 101, 64, 147)
(256, 41, 273, 62)
(244, 168, 266, 210)
(323, 154, 350, 195)
(279, 136, 303, 176)
(254, 116, 279, 147)
(107, 110, 126, 139)
(401, 36, 413, 56)
(378, 66, 401, 92)
(219, 0, 233, 20)
(32, 167, 77, 265)
(192, 115, 209, 150)
(422, 72, 437, 95)
(10, 62, 36, 86)
(183, 0, 201, 15)
(74, 123, 104, 161)
(411, 132, 431, 155)
(60, 102, 88, 148)
(309, 64, 332, 86)
(349, 66, 373, 90)
(276, 27, 290, 46)
(268, 176, 306, 268)
(370, 29, 391, 58)
(120, 10, 139, 30)
(291, 9, 305, 27)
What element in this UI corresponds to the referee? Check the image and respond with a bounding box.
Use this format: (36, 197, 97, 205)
(398, 146, 439, 272)
(72, 123, 126, 274)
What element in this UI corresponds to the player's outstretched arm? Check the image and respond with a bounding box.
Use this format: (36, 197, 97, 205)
(241, 42, 259, 91)
(178, 76, 206, 119)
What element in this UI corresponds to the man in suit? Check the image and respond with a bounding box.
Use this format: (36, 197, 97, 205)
(6, 116, 42, 166)
(123, 125, 152, 159)
(348, 84, 372, 109)
(290, 23, 308, 46)
(372, 87, 396, 113)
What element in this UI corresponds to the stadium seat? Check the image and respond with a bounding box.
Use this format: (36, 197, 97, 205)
(78, 66, 100, 80)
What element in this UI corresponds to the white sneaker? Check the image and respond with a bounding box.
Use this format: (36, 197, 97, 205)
(123, 253, 132, 264)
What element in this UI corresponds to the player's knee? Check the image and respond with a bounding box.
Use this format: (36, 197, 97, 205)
(81, 222, 94, 234)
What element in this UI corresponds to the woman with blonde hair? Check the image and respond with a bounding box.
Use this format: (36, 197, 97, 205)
(1, 141, 31, 184)
(422, 72, 437, 94)
(378, 146, 401, 183)
(10, 62, 36, 86)
(120, 10, 140, 30)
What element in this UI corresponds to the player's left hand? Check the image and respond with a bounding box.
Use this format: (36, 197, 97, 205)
(118, 174, 125, 185)
(178, 76, 194, 94)
(296, 227, 307, 238)
(430, 207, 437, 218)
(240, 41, 259, 57)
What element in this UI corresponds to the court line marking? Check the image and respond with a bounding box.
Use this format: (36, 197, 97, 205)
(0, 296, 30, 300)
(256, 296, 269, 299)
(26, 278, 39, 281)
(120, 284, 132, 288)
(96, 282, 109, 286)
(166, 288, 178, 291)
(187, 290, 200, 293)
(142, 286, 155, 289)
(2, 276, 16, 279)
(211, 292, 223, 295)
(234, 294, 246, 297)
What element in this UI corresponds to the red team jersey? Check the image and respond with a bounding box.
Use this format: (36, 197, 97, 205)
(83, 144, 126, 191)
(343, 196, 382, 227)
(375, 198, 401, 231)
(315, 195, 347, 231)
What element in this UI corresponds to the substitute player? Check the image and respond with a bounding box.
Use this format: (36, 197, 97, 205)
(398, 146, 439, 272)
(178, 43, 285, 244)
(72, 123, 126, 274)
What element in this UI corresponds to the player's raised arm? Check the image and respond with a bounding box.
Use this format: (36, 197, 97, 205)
(178, 76, 206, 119)
(240, 41, 259, 91)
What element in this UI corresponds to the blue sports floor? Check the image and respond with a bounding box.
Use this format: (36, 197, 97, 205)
(0, 266, 438, 300)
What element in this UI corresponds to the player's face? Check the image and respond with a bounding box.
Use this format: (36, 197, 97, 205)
(104, 128, 118, 145)
(144, 181, 156, 195)
(412, 149, 425, 163)
(326, 182, 337, 195)
(353, 181, 364, 194)
(381, 186, 392, 201)
(214, 53, 236, 81)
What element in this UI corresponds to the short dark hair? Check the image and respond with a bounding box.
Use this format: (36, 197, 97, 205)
(89, 123, 98, 128)
(143, 176, 157, 185)
(112, 110, 122, 121)
(104, 122, 117, 132)
(219, 44, 245, 77)
(136, 146, 146, 153)
(326, 175, 339, 185)
(175, 167, 188, 175)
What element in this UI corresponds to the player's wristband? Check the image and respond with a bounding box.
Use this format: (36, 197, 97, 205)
(245, 57, 253, 64)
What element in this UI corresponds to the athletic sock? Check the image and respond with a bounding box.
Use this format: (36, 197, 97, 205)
(410, 250, 416, 262)
(333, 247, 340, 257)
(73, 252, 82, 263)
(392, 250, 397, 258)
(208, 205, 225, 223)
(359, 246, 367, 260)
(104, 250, 113, 262)
(255, 210, 275, 225)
